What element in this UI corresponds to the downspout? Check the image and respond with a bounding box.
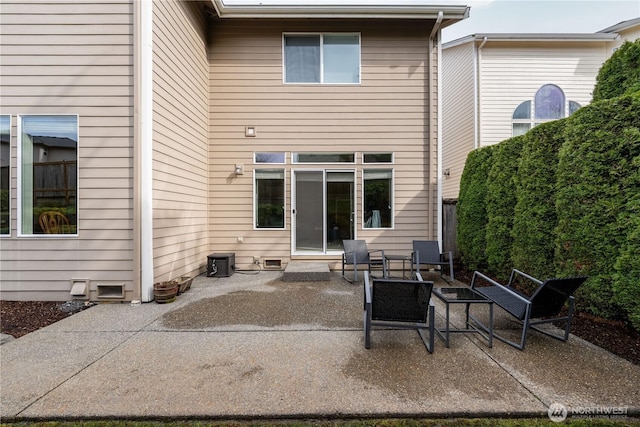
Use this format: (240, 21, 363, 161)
(428, 11, 443, 243)
(475, 37, 488, 149)
(134, 0, 154, 302)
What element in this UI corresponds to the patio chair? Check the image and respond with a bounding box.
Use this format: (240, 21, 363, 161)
(469, 269, 588, 350)
(341, 239, 387, 282)
(411, 240, 454, 282)
(363, 271, 435, 353)
(38, 211, 71, 234)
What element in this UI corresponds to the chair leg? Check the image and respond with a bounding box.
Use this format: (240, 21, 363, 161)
(364, 302, 372, 349)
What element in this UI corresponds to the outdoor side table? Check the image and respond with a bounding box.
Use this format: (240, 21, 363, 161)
(432, 287, 494, 348)
(383, 254, 412, 278)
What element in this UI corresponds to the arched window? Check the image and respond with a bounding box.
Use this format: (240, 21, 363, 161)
(535, 84, 565, 120)
(511, 84, 582, 137)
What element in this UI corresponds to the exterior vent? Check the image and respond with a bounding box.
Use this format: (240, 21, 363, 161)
(263, 259, 283, 270)
(70, 279, 90, 299)
(97, 284, 125, 299)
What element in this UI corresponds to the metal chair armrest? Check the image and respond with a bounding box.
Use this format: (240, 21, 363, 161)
(507, 268, 543, 287)
(471, 271, 531, 305)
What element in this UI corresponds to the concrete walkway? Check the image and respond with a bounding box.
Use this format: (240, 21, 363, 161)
(1, 271, 639, 421)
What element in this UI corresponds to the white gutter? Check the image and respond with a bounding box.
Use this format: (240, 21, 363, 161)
(138, 0, 154, 302)
(475, 36, 487, 150)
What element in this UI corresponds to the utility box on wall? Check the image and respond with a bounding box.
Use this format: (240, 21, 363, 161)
(207, 253, 235, 277)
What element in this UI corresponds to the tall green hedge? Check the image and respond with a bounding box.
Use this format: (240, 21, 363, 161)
(555, 92, 640, 322)
(457, 145, 494, 271)
(510, 119, 567, 280)
(485, 135, 525, 280)
(592, 39, 640, 102)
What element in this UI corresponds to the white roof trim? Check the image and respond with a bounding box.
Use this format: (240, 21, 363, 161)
(211, 0, 469, 21)
(444, 32, 618, 49)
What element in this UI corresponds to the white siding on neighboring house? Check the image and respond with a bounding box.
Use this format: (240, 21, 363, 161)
(477, 41, 609, 148)
(208, 19, 437, 269)
(151, 1, 209, 283)
(442, 42, 475, 199)
(0, 0, 135, 301)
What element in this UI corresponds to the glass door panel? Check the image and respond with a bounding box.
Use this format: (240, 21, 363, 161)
(294, 171, 324, 252)
(326, 171, 354, 251)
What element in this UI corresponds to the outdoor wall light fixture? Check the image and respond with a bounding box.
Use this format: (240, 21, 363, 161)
(245, 126, 256, 137)
(235, 164, 244, 175)
(443, 168, 451, 177)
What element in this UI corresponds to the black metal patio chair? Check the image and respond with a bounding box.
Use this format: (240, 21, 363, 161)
(363, 271, 435, 353)
(411, 240, 454, 282)
(341, 239, 387, 282)
(469, 269, 588, 350)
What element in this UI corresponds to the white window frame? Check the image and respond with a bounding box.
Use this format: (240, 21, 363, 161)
(292, 152, 355, 164)
(253, 168, 286, 230)
(0, 114, 11, 237)
(17, 114, 79, 237)
(362, 168, 394, 229)
(283, 32, 361, 85)
(254, 152, 286, 164)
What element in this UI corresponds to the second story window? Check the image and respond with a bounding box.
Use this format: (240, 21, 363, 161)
(284, 33, 360, 84)
(512, 84, 581, 137)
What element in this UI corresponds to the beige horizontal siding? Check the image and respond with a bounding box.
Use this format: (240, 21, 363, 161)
(209, 19, 436, 269)
(0, 0, 135, 301)
(151, 0, 209, 283)
(442, 42, 476, 199)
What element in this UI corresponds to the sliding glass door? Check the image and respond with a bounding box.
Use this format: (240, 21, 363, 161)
(292, 170, 354, 254)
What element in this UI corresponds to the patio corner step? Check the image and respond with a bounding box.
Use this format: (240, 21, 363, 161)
(282, 262, 330, 282)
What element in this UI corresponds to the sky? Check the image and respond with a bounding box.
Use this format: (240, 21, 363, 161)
(441, 0, 640, 43)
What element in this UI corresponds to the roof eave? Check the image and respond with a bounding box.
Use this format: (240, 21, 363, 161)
(211, 0, 469, 21)
(444, 32, 618, 49)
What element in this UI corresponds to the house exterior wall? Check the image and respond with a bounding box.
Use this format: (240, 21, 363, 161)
(0, 0, 136, 301)
(208, 19, 438, 270)
(477, 41, 609, 148)
(442, 42, 475, 199)
(151, 0, 210, 283)
(609, 25, 640, 51)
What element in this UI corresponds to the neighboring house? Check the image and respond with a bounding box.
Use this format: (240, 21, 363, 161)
(441, 17, 640, 200)
(0, 0, 469, 302)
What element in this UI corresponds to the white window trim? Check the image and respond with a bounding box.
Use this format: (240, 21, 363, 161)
(282, 32, 362, 85)
(254, 152, 286, 164)
(253, 168, 286, 231)
(362, 152, 395, 164)
(17, 114, 79, 238)
(1, 114, 10, 237)
(291, 152, 356, 164)
(361, 168, 395, 230)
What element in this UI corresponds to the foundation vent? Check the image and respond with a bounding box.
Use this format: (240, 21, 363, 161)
(97, 284, 125, 299)
(263, 259, 283, 270)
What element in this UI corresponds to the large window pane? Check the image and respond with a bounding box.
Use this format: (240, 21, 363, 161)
(323, 35, 360, 84)
(20, 115, 78, 235)
(363, 169, 392, 228)
(1, 115, 9, 235)
(535, 84, 565, 120)
(255, 169, 285, 229)
(284, 35, 320, 83)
